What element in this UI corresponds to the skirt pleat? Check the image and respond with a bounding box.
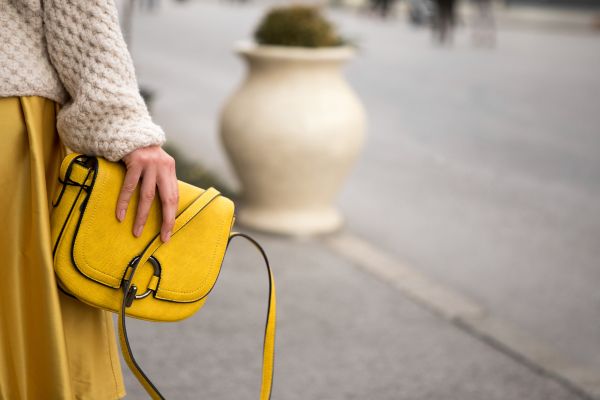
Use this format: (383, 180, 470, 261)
(0, 96, 126, 400)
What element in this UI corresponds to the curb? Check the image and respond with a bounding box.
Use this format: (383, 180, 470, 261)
(324, 231, 600, 400)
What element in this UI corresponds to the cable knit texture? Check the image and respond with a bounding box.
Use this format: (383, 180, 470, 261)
(0, 0, 166, 161)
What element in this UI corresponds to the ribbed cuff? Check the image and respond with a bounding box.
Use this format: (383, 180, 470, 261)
(99, 119, 167, 162)
(56, 117, 167, 162)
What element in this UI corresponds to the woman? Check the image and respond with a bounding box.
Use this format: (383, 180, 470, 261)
(0, 0, 179, 398)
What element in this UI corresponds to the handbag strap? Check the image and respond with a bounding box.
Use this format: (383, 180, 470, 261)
(228, 232, 276, 400)
(118, 189, 276, 400)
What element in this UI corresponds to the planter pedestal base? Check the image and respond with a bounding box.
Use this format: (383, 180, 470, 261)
(235, 206, 343, 236)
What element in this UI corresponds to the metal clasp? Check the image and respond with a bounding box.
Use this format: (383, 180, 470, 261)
(122, 255, 161, 305)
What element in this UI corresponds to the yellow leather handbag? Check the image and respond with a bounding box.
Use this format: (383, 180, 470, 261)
(50, 153, 275, 400)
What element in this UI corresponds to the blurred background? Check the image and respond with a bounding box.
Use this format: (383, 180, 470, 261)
(114, 0, 600, 398)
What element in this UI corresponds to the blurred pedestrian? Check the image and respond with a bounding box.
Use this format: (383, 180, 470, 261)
(370, 0, 395, 18)
(408, 0, 435, 26)
(433, 0, 457, 44)
(0, 0, 178, 398)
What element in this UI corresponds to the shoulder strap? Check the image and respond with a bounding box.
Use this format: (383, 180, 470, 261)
(118, 190, 276, 399)
(228, 232, 277, 400)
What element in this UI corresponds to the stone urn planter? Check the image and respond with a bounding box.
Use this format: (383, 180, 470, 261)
(219, 41, 366, 236)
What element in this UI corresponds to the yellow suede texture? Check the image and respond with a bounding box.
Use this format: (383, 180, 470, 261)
(51, 154, 235, 322)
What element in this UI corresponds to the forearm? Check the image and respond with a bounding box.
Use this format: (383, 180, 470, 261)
(43, 0, 166, 161)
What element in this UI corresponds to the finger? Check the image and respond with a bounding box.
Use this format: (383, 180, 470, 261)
(172, 163, 179, 207)
(133, 168, 157, 237)
(157, 168, 178, 243)
(172, 165, 179, 210)
(116, 164, 142, 222)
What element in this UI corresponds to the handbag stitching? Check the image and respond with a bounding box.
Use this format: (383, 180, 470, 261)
(155, 207, 225, 296)
(55, 156, 235, 303)
(70, 163, 124, 287)
(53, 158, 123, 289)
(52, 161, 92, 258)
(153, 212, 235, 303)
(75, 161, 127, 283)
(123, 190, 224, 297)
(66, 160, 230, 298)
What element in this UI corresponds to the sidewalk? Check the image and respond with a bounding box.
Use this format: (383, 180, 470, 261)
(119, 1, 600, 398)
(117, 232, 581, 399)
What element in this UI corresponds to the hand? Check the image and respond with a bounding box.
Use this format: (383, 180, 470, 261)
(115, 145, 178, 243)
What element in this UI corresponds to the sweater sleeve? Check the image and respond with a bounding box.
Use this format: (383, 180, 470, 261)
(42, 0, 166, 162)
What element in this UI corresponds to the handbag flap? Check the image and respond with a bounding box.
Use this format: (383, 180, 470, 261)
(63, 156, 235, 303)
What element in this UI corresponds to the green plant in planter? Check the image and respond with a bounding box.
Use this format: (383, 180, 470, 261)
(254, 4, 348, 48)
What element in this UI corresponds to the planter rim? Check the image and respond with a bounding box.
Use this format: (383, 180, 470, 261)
(234, 40, 356, 61)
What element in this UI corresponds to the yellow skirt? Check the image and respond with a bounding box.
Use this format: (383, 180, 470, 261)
(0, 96, 126, 399)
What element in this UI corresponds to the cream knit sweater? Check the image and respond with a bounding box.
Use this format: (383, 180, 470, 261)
(0, 0, 166, 161)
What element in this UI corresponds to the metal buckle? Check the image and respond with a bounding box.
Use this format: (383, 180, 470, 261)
(123, 255, 161, 302)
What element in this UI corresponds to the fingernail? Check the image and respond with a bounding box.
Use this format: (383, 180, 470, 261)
(163, 231, 171, 243)
(117, 209, 125, 222)
(134, 225, 143, 237)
